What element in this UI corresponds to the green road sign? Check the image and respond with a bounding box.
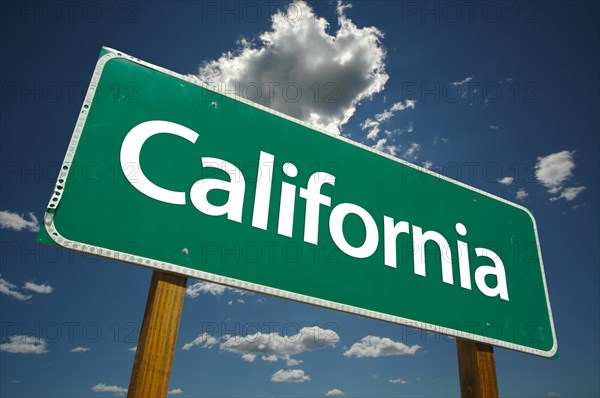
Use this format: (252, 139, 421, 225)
(38, 47, 557, 357)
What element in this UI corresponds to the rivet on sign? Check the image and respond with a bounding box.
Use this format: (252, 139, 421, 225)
(182, 248, 189, 255)
(211, 101, 217, 109)
(486, 322, 491, 328)
(473, 199, 478, 204)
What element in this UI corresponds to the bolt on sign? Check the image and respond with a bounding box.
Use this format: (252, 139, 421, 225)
(38, 47, 557, 357)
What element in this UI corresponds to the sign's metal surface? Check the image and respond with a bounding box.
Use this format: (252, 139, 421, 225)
(38, 48, 557, 357)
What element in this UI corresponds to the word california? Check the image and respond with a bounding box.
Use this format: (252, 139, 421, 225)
(121, 120, 509, 301)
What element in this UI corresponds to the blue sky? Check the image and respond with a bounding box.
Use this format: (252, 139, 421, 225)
(1, 1, 598, 397)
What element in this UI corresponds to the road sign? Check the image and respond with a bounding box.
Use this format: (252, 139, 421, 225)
(38, 47, 557, 357)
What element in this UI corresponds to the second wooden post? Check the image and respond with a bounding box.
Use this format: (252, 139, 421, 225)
(456, 337, 499, 398)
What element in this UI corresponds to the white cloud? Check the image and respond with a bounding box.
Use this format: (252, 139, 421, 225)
(550, 186, 586, 202)
(271, 369, 310, 383)
(498, 176, 514, 185)
(361, 118, 380, 140)
(385, 145, 398, 156)
(1, 277, 53, 300)
(373, 138, 387, 152)
(535, 150, 575, 192)
(489, 125, 500, 130)
(0, 276, 32, 301)
(185, 281, 250, 298)
(168, 388, 183, 395)
(433, 136, 449, 145)
(422, 160, 433, 170)
(516, 189, 529, 201)
(389, 378, 408, 384)
(286, 357, 302, 366)
(196, 326, 340, 365)
(343, 336, 420, 358)
(325, 388, 345, 396)
(404, 142, 420, 160)
(91, 383, 127, 396)
(69, 346, 91, 353)
(364, 100, 415, 140)
(375, 99, 416, 122)
(181, 332, 219, 351)
(371, 137, 398, 156)
(0, 335, 47, 354)
(23, 282, 53, 294)
(547, 392, 560, 397)
(450, 75, 474, 86)
(374, 110, 393, 123)
(396, 99, 416, 110)
(0, 210, 39, 232)
(185, 282, 227, 297)
(198, 0, 388, 134)
(241, 353, 256, 362)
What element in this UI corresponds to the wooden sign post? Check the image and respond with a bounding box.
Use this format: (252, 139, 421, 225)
(128, 271, 187, 398)
(457, 338, 499, 398)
